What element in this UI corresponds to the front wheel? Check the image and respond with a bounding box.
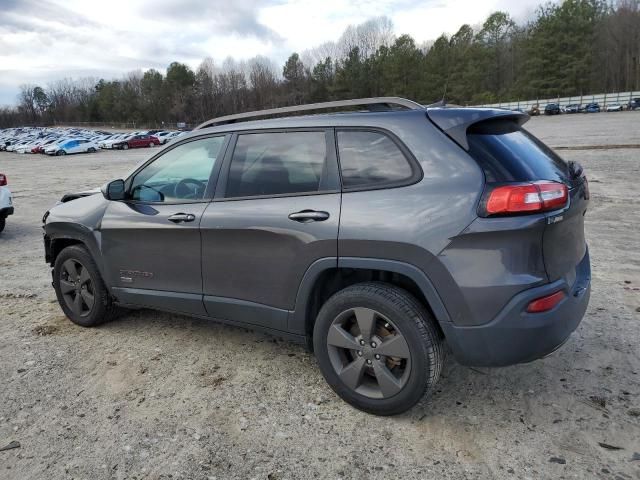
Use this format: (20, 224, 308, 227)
(0, 218, 5, 233)
(122, 144, 129, 150)
(56, 150, 66, 156)
(313, 282, 444, 416)
(53, 245, 119, 327)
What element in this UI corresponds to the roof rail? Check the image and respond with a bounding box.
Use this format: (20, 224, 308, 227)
(194, 97, 424, 130)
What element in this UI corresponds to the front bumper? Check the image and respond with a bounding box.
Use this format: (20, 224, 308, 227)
(442, 248, 591, 367)
(0, 206, 14, 218)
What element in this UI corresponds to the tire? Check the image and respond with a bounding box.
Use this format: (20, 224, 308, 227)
(88, 147, 96, 153)
(0, 218, 5, 233)
(313, 282, 444, 416)
(148, 142, 154, 147)
(56, 150, 66, 156)
(53, 245, 119, 327)
(122, 144, 129, 150)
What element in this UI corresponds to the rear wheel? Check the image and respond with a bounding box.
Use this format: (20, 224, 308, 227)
(88, 147, 96, 153)
(148, 142, 154, 147)
(53, 245, 119, 327)
(313, 282, 444, 416)
(122, 144, 129, 150)
(56, 150, 66, 156)
(0, 218, 5, 233)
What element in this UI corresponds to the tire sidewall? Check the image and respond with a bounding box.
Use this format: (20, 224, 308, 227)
(313, 285, 435, 415)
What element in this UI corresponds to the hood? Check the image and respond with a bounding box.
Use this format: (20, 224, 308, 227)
(58, 187, 101, 204)
(45, 189, 109, 231)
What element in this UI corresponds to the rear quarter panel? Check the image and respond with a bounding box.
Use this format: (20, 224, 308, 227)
(337, 112, 485, 325)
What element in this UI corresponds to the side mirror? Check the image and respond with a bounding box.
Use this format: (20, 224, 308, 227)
(102, 179, 126, 201)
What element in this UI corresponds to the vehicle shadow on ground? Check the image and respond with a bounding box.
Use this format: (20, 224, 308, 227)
(100, 306, 593, 421)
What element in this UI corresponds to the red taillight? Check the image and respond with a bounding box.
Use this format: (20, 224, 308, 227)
(535, 181, 568, 210)
(483, 181, 568, 216)
(526, 290, 565, 313)
(0, 174, 6, 186)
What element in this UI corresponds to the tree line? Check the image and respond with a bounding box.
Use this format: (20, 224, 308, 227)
(1, 0, 639, 128)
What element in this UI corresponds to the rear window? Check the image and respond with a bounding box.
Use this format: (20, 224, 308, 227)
(337, 130, 414, 189)
(467, 120, 570, 184)
(225, 131, 327, 198)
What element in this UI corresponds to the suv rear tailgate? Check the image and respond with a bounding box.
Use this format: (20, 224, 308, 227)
(543, 175, 589, 284)
(465, 118, 589, 286)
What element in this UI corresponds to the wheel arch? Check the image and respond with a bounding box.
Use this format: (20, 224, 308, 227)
(290, 257, 451, 349)
(45, 224, 107, 285)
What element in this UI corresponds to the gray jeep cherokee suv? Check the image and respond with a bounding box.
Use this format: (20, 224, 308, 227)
(43, 97, 591, 415)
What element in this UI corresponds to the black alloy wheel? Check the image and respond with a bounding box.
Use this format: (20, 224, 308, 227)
(59, 258, 95, 317)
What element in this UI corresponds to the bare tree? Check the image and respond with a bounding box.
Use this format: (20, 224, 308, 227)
(248, 56, 278, 110)
(337, 16, 395, 59)
(17, 85, 38, 122)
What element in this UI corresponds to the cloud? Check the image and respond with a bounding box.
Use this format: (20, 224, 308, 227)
(0, 0, 546, 106)
(0, 0, 99, 30)
(149, 0, 285, 41)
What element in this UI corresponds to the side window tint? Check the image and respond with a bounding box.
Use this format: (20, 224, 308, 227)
(130, 136, 225, 203)
(225, 131, 327, 198)
(337, 131, 413, 189)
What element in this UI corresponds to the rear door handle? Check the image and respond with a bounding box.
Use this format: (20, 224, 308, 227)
(168, 213, 196, 223)
(288, 210, 330, 223)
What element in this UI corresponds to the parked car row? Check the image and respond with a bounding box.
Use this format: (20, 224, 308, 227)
(525, 98, 639, 116)
(0, 127, 186, 155)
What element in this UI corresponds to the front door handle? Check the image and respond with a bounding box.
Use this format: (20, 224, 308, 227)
(288, 210, 330, 223)
(168, 213, 196, 223)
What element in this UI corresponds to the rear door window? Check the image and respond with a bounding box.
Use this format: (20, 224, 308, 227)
(336, 130, 415, 189)
(467, 120, 570, 184)
(225, 131, 328, 198)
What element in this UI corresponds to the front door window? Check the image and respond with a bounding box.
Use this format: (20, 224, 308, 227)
(130, 136, 225, 202)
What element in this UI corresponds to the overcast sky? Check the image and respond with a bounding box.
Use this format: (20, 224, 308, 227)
(0, 0, 544, 106)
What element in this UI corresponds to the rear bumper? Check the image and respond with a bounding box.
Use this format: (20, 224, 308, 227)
(442, 248, 591, 367)
(0, 206, 14, 218)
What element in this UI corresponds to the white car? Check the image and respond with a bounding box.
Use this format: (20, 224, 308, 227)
(153, 131, 172, 144)
(0, 173, 14, 233)
(606, 103, 623, 112)
(164, 131, 185, 144)
(100, 134, 131, 149)
(45, 138, 99, 156)
(6, 139, 33, 152)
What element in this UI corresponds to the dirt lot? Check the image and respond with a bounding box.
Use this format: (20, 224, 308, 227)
(1, 113, 639, 480)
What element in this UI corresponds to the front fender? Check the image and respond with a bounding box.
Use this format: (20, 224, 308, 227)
(44, 193, 109, 284)
(45, 222, 107, 284)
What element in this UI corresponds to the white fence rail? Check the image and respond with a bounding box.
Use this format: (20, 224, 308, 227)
(477, 91, 640, 110)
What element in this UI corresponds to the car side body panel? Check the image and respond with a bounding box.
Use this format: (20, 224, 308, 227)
(100, 200, 210, 315)
(42, 107, 591, 367)
(200, 193, 341, 313)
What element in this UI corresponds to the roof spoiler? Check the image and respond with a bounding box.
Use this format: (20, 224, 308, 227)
(426, 107, 529, 150)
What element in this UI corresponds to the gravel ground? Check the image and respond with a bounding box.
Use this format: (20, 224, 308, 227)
(0, 113, 639, 480)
